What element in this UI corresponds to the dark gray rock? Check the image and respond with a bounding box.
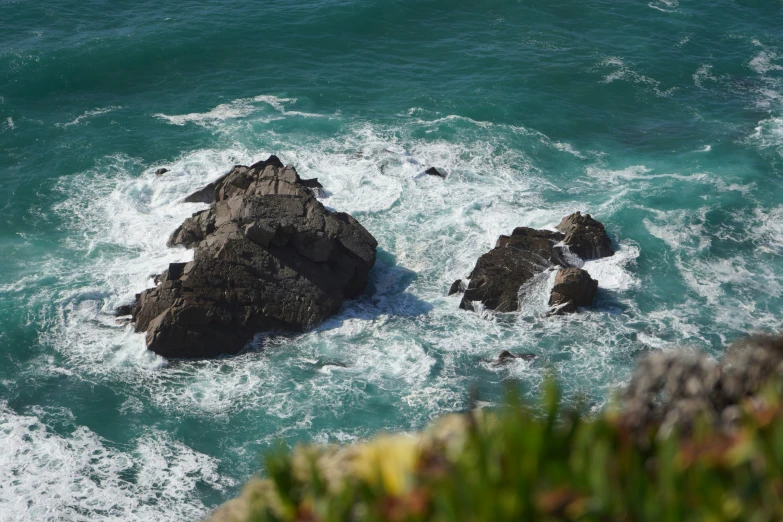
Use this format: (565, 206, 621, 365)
(425, 167, 445, 178)
(299, 177, 324, 197)
(459, 227, 568, 312)
(116, 304, 134, 317)
(497, 350, 536, 364)
(448, 279, 464, 296)
(459, 213, 613, 314)
(156, 168, 169, 176)
(548, 267, 598, 314)
(556, 211, 614, 260)
(130, 156, 377, 358)
(181, 155, 324, 205)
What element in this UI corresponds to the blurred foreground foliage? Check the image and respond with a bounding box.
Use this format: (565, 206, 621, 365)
(210, 381, 783, 522)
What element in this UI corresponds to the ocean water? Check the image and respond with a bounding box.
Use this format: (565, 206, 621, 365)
(1, 0, 782, 519)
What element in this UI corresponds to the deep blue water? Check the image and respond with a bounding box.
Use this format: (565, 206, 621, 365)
(1, 0, 782, 519)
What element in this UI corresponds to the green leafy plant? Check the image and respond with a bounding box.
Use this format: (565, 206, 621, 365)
(211, 381, 783, 522)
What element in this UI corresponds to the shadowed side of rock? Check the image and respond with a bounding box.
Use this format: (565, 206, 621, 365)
(129, 156, 377, 358)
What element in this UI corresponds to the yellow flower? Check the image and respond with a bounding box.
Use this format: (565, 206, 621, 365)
(351, 436, 419, 496)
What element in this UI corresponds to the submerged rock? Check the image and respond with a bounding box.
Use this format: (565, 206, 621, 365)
(155, 168, 169, 176)
(129, 156, 378, 358)
(459, 213, 613, 314)
(548, 267, 598, 314)
(496, 350, 536, 364)
(425, 167, 446, 178)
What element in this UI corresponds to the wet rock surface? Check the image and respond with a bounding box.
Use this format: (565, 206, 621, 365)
(448, 279, 464, 296)
(459, 214, 613, 314)
(548, 267, 599, 314)
(128, 156, 378, 358)
(556, 211, 614, 260)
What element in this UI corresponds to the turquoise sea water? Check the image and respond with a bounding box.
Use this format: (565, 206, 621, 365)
(1, 0, 782, 519)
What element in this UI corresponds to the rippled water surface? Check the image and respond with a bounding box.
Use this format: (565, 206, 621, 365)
(1, 0, 782, 519)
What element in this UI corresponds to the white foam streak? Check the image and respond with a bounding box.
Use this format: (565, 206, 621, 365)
(749, 51, 783, 76)
(693, 64, 716, 89)
(748, 117, 783, 158)
(0, 402, 233, 521)
(57, 106, 123, 128)
(154, 95, 325, 127)
(754, 206, 783, 253)
(584, 243, 640, 293)
(598, 57, 678, 97)
(648, 0, 679, 12)
(553, 141, 585, 158)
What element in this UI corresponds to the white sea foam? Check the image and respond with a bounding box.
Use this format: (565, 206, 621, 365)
(553, 141, 585, 158)
(679, 255, 782, 331)
(748, 116, 783, 158)
(597, 57, 678, 97)
(0, 402, 233, 521)
(749, 51, 783, 76)
(154, 95, 325, 127)
(648, 0, 679, 12)
(754, 206, 783, 254)
(57, 106, 123, 128)
(6, 116, 14, 129)
(693, 64, 716, 90)
(745, 42, 783, 110)
(583, 243, 640, 294)
(643, 208, 710, 251)
(586, 165, 708, 185)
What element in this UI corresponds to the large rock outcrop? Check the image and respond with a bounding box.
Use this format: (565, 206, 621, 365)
(127, 156, 377, 358)
(457, 213, 613, 314)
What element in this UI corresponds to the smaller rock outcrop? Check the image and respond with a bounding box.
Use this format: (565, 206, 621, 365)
(458, 213, 614, 315)
(425, 167, 446, 178)
(448, 279, 464, 296)
(548, 268, 598, 314)
(556, 211, 613, 260)
(155, 168, 169, 176)
(459, 227, 569, 312)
